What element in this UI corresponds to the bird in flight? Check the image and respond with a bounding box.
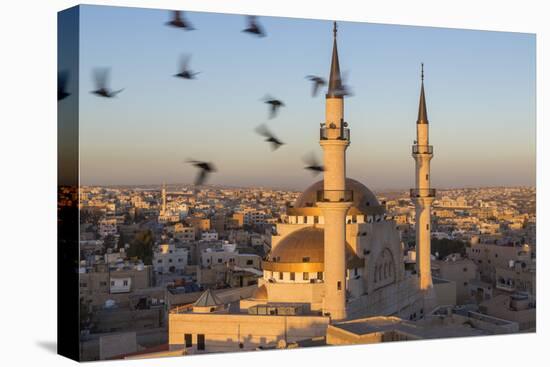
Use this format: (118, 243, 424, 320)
(186, 159, 216, 186)
(255, 124, 284, 151)
(303, 152, 324, 176)
(306, 75, 326, 97)
(174, 55, 200, 79)
(58, 70, 70, 101)
(332, 71, 353, 97)
(263, 95, 285, 119)
(166, 10, 195, 30)
(242, 15, 265, 37)
(91, 68, 123, 98)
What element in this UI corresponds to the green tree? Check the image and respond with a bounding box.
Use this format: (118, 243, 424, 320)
(431, 238, 468, 259)
(126, 230, 154, 264)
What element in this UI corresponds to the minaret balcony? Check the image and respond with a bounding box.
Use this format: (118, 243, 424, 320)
(317, 190, 354, 203)
(412, 145, 433, 154)
(410, 188, 436, 198)
(320, 125, 350, 141)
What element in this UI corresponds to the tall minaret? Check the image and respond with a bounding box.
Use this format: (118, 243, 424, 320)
(161, 182, 167, 214)
(317, 22, 353, 321)
(411, 63, 435, 291)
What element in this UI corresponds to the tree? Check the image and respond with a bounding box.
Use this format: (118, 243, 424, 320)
(126, 230, 154, 264)
(431, 238, 468, 259)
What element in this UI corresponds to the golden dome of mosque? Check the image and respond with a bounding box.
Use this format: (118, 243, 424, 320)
(288, 178, 386, 216)
(262, 227, 363, 272)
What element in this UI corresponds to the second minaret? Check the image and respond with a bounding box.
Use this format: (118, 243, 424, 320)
(411, 64, 435, 291)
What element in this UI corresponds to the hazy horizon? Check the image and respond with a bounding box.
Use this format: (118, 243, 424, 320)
(65, 5, 536, 189)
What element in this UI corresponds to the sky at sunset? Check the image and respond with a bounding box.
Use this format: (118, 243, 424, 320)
(61, 5, 536, 190)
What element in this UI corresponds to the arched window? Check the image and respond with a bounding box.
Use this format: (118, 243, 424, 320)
(384, 263, 388, 279)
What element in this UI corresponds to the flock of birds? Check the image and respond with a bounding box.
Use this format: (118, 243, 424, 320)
(58, 11, 353, 186)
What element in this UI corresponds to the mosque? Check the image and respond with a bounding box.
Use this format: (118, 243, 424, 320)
(168, 22, 443, 353)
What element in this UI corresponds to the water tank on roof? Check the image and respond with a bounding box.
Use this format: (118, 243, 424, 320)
(105, 299, 116, 308)
(223, 243, 237, 252)
(136, 263, 144, 271)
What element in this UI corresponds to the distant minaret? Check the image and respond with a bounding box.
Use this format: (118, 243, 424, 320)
(318, 22, 352, 321)
(161, 182, 167, 214)
(411, 63, 435, 291)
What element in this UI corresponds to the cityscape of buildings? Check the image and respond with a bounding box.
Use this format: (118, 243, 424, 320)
(73, 181, 535, 360)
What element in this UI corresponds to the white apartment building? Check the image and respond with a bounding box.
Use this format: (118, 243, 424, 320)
(98, 218, 118, 238)
(201, 231, 219, 241)
(154, 243, 189, 274)
(200, 242, 261, 269)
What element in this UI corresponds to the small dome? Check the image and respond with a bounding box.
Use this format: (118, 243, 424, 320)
(271, 227, 325, 263)
(269, 227, 361, 267)
(293, 178, 385, 215)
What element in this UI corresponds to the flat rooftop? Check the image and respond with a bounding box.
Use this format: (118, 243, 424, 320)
(332, 316, 487, 339)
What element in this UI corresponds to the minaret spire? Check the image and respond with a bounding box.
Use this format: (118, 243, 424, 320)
(327, 21, 343, 98)
(411, 62, 435, 293)
(417, 63, 428, 124)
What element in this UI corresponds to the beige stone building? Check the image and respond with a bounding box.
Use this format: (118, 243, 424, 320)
(432, 254, 478, 304)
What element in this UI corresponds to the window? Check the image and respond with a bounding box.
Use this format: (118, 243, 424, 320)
(184, 334, 192, 348)
(279, 272, 283, 280)
(426, 224, 429, 230)
(123, 280, 128, 286)
(169, 259, 173, 263)
(290, 272, 295, 281)
(337, 281, 342, 290)
(197, 334, 205, 351)
(217, 258, 222, 263)
(425, 174, 429, 180)
(464, 282, 468, 286)
(463, 267, 468, 272)
(246, 259, 253, 265)
(100, 281, 107, 287)
(303, 272, 309, 281)
(354, 268, 358, 276)
(111, 281, 115, 286)
(302, 257, 310, 263)
(157, 259, 162, 263)
(80, 282, 87, 288)
(317, 272, 323, 280)
(178, 258, 183, 262)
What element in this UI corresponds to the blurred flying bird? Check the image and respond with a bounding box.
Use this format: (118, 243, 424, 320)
(255, 124, 284, 150)
(91, 68, 123, 98)
(242, 16, 265, 37)
(166, 10, 195, 30)
(306, 75, 326, 97)
(303, 152, 324, 175)
(174, 55, 200, 79)
(186, 159, 216, 186)
(332, 71, 353, 97)
(263, 95, 285, 119)
(58, 70, 70, 101)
